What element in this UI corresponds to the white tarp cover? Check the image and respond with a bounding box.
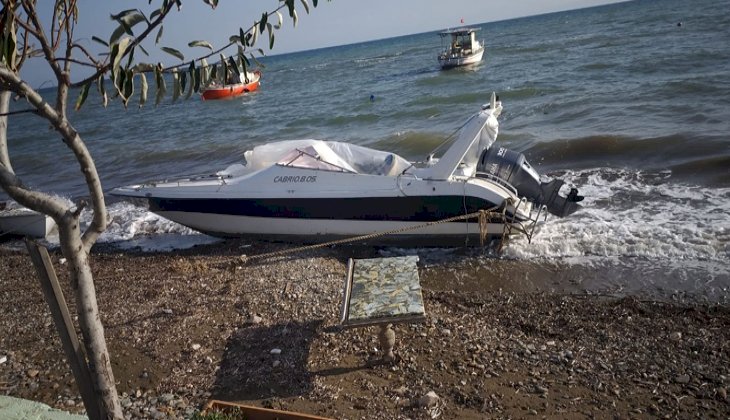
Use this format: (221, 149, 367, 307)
(241, 139, 412, 176)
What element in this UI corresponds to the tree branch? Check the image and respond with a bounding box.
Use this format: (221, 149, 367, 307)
(20, 0, 63, 82)
(0, 162, 68, 221)
(0, 65, 108, 249)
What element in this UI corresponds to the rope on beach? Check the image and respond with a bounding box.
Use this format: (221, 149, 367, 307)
(238, 205, 524, 264)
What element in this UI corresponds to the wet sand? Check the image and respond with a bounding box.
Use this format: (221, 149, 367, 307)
(1, 239, 729, 419)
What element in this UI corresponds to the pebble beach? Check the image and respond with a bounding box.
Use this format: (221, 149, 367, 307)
(1, 240, 728, 419)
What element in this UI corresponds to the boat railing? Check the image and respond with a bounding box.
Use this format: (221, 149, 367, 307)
(474, 171, 518, 196)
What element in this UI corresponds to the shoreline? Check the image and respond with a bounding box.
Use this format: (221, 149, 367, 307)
(1, 241, 728, 419)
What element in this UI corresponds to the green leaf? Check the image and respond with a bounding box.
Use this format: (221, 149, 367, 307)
(123, 69, 134, 108)
(172, 70, 181, 102)
(180, 71, 187, 93)
(300, 0, 310, 14)
(285, 0, 295, 17)
(139, 73, 148, 108)
(259, 12, 268, 34)
(161, 46, 184, 61)
(109, 10, 146, 44)
(274, 11, 283, 29)
(151, 9, 162, 20)
(110, 38, 131, 80)
(203, 0, 218, 9)
(249, 53, 265, 69)
(200, 58, 209, 86)
(227, 56, 240, 75)
(292, 9, 298, 28)
(250, 24, 259, 46)
(125, 45, 136, 69)
(313, 0, 318, 7)
(74, 82, 91, 111)
(188, 40, 213, 50)
(185, 69, 195, 99)
(155, 64, 166, 106)
(193, 67, 201, 93)
(210, 63, 218, 83)
(109, 25, 127, 45)
(269, 28, 275, 49)
(110, 9, 138, 21)
(139, 44, 149, 56)
(114, 68, 126, 98)
(156, 26, 164, 44)
(97, 75, 108, 108)
(239, 28, 246, 46)
(240, 54, 248, 82)
(91, 36, 109, 47)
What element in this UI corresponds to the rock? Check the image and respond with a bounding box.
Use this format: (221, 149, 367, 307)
(393, 385, 408, 397)
(273, 360, 281, 368)
(251, 314, 263, 324)
(670, 332, 682, 341)
(675, 374, 691, 384)
(191, 343, 201, 351)
(26, 369, 40, 378)
(270, 348, 282, 355)
(419, 391, 439, 408)
(159, 393, 175, 403)
(718, 387, 727, 401)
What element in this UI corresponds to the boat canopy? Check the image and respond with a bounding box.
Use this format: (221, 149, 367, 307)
(439, 27, 480, 37)
(235, 139, 412, 176)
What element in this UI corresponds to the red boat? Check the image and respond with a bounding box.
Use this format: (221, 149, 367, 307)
(201, 70, 261, 100)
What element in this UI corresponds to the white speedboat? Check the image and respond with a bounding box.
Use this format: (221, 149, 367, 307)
(438, 27, 485, 69)
(111, 94, 582, 244)
(0, 203, 56, 238)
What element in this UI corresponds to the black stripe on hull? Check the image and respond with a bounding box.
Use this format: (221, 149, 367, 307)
(149, 195, 517, 222)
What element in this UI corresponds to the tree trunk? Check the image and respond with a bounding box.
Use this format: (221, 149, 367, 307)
(0, 91, 13, 172)
(0, 84, 123, 418)
(57, 216, 124, 420)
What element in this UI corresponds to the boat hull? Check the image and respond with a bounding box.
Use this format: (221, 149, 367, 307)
(138, 192, 531, 243)
(0, 210, 55, 238)
(201, 78, 260, 100)
(153, 211, 520, 244)
(438, 48, 484, 69)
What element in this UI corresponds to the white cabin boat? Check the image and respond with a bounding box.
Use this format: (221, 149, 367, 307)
(438, 27, 485, 69)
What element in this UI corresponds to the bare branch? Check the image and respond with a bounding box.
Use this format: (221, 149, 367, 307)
(0, 64, 108, 249)
(20, 0, 64, 82)
(71, 43, 102, 68)
(52, 56, 99, 69)
(0, 162, 68, 221)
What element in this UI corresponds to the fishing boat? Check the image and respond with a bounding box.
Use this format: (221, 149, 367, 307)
(0, 203, 55, 238)
(111, 94, 583, 244)
(438, 27, 485, 69)
(201, 70, 261, 100)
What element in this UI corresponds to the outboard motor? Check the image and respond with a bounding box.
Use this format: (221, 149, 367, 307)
(477, 146, 583, 217)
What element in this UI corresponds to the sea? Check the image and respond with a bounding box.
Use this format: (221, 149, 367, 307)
(3, 0, 729, 302)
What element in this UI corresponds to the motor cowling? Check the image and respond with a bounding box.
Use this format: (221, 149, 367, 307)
(477, 146, 583, 217)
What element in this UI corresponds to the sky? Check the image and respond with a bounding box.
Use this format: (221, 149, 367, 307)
(22, 0, 628, 88)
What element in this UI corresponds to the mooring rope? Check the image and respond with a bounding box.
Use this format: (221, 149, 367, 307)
(238, 205, 513, 264)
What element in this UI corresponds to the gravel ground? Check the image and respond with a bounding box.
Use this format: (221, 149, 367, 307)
(1, 240, 729, 419)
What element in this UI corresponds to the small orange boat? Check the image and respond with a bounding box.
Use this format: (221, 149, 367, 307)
(201, 70, 261, 100)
